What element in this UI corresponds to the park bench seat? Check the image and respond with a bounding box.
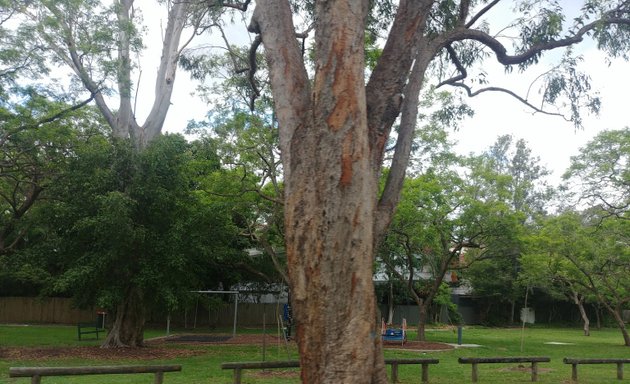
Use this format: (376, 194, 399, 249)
(77, 321, 104, 340)
(563, 357, 630, 381)
(458, 356, 551, 382)
(9, 365, 181, 384)
(221, 358, 439, 384)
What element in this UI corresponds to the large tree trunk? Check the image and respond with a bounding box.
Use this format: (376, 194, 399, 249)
(101, 287, 146, 348)
(252, 1, 387, 382)
(607, 305, 630, 347)
(250, 0, 434, 381)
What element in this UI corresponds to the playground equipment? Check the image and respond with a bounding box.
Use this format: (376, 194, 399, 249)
(381, 318, 407, 345)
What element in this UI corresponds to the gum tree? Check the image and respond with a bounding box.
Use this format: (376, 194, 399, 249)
(5, 0, 244, 346)
(243, 1, 630, 381)
(563, 127, 630, 218)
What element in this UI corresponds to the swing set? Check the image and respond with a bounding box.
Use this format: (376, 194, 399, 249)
(381, 318, 407, 345)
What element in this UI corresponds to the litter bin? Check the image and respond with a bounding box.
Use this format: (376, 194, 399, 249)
(96, 311, 107, 329)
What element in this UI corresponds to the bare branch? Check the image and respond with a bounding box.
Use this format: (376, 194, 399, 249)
(450, 14, 630, 66)
(437, 44, 570, 119)
(213, 0, 253, 12)
(465, 0, 501, 28)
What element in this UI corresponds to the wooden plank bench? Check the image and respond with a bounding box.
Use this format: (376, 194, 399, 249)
(221, 358, 439, 383)
(458, 356, 551, 382)
(385, 358, 439, 383)
(221, 361, 299, 384)
(9, 364, 181, 384)
(563, 357, 630, 381)
(77, 321, 104, 340)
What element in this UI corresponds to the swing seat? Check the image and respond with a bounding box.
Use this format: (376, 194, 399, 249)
(384, 329, 403, 338)
(381, 318, 407, 344)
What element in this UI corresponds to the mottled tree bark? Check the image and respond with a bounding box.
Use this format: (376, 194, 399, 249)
(249, 2, 437, 379)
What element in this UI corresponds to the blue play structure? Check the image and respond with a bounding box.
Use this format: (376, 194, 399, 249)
(381, 318, 407, 345)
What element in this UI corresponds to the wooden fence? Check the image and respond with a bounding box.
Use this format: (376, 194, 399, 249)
(0, 297, 96, 324)
(0, 297, 287, 326)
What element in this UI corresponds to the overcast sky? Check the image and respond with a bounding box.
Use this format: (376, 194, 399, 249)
(451, 52, 628, 185)
(136, 3, 629, 187)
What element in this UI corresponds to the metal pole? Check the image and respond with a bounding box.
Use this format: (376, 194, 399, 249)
(166, 313, 171, 336)
(457, 326, 463, 345)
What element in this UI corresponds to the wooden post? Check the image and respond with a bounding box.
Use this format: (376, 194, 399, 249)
(233, 367, 242, 384)
(617, 362, 623, 380)
(471, 363, 478, 382)
(421, 363, 429, 383)
(31, 375, 41, 384)
(572, 363, 578, 381)
(390, 362, 398, 383)
(531, 362, 538, 382)
(154, 371, 164, 384)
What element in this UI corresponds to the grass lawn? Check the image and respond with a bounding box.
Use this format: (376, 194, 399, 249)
(1, 324, 630, 383)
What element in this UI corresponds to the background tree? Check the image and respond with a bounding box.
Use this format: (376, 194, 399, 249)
(463, 135, 552, 323)
(379, 157, 487, 340)
(42, 133, 245, 346)
(184, 45, 288, 280)
(526, 210, 630, 345)
(520, 214, 598, 336)
(244, 1, 630, 380)
(563, 127, 630, 218)
(6, 0, 249, 346)
(0, 108, 104, 299)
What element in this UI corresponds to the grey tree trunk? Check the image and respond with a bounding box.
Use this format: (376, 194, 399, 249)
(102, 287, 146, 348)
(417, 299, 428, 341)
(570, 291, 590, 336)
(387, 281, 395, 324)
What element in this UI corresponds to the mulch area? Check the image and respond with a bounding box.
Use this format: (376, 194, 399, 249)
(383, 340, 454, 351)
(0, 346, 204, 360)
(1, 334, 452, 360)
(159, 334, 453, 351)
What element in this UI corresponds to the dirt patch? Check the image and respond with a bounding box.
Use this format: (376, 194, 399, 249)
(383, 340, 454, 351)
(0, 346, 204, 361)
(252, 369, 300, 379)
(158, 334, 452, 351)
(152, 333, 290, 346)
(165, 335, 231, 343)
(1, 334, 452, 361)
(499, 365, 553, 373)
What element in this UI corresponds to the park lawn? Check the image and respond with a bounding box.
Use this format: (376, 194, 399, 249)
(1, 324, 630, 383)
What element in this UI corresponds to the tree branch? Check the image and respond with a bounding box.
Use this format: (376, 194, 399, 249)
(247, 0, 311, 183)
(449, 14, 630, 66)
(465, 0, 501, 28)
(366, 0, 434, 166)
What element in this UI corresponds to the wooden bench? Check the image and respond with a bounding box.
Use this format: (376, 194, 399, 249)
(221, 358, 439, 383)
(458, 356, 551, 382)
(9, 364, 181, 384)
(77, 321, 104, 340)
(221, 361, 299, 384)
(563, 357, 630, 381)
(385, 358, 439, 383)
